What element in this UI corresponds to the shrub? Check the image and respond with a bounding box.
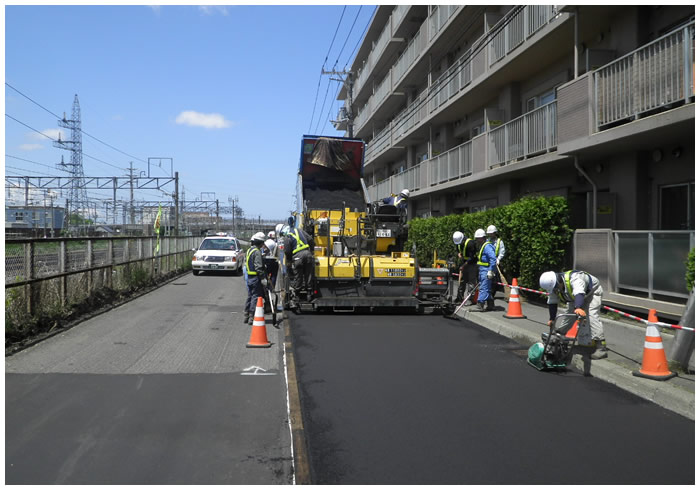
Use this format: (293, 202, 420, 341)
(686, 247, 695, 292)
(408, 195, 572, 290)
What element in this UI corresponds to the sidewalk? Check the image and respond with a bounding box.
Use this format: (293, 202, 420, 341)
(455, 291, 695, 420)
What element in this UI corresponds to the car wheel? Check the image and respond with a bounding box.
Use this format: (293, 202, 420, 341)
(193, 270, 200, 276)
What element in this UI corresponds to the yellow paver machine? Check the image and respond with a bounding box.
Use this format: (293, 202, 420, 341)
(280, 135, 454, 314)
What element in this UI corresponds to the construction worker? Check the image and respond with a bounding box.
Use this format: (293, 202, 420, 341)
(487, 224, 506, 298)
(453, 231, 478, 304)
(471, 228, 497, 312)
(382, 188, 410, 210)
(244, 232, 268, 325)
(283, 224, 315, 307)
(539, 270, 608, 360)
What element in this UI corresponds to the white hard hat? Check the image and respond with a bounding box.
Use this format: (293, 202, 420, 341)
(275, 223, 284, 235)
(474, 228, 486, 239)
(268, 231, 276, 239)
(264, 238, 277, 255)
(279, 225, 290, 237)
(539, 271, 558, 292)
(486, 225, 498, 234)
(251, 231, 266, 242)
(452, 231, 464, 245)
(400, 189, 410, 198)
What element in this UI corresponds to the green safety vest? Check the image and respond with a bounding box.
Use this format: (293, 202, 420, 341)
(246, 247, 259, 275)
(477, 241, 492, 267)
(291, 228, 310, 254)
(493, 238, 502, 256)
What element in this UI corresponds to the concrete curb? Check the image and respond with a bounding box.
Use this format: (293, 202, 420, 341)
(459, 309, 695, 421)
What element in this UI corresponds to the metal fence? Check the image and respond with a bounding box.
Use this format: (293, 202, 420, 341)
(488, 101, 557, 167)
(593, 20, 695, 129)
(5, 235, 200, 318)
(574, 229, 694, 304)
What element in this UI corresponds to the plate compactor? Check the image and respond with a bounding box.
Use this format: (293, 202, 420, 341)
(527, 313, 585, 371)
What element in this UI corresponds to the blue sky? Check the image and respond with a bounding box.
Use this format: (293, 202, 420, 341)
(4, 4, 375, 222)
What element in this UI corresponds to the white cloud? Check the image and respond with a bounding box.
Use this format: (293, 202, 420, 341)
(31, 128, 64, 141)
(175, 110, 232, 130)
(199, 6, 229, 16)
(148, 6, 161, 14)
(19, 143, 43, 151)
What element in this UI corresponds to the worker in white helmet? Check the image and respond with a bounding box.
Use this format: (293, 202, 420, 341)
(244, 231, 268, 325)
(282, 224, 315, 307)
(452, 230, 478, 304)
(540, 270, 607, 359)
(470, 228, 497, 312)
(486, 224, 506, 298)
(263, 238, 279, 288)
(382, 188, 410, 211)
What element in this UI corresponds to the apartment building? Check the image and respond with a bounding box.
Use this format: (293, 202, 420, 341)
(335, 5, 695, 313)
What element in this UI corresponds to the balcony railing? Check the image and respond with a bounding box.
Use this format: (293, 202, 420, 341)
(593, 20, 695, 129)
(488, 101, 557, 167)
(368, 101, 557, 198)
(368, 139, 474, 201)
(489, 5, 558, 65)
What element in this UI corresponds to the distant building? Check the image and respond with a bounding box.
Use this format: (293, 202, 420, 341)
(6, 205, 65, 230)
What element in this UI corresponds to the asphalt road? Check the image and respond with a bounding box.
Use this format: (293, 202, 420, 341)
(5, 272, 292, 485)
(288, 311, 695, 485)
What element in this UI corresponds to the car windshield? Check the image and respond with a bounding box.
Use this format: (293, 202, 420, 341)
(199, 238, 238, 251)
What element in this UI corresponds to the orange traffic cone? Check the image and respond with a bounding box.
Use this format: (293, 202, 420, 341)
(503, 278, 526, 319)
(565, 320, 579, 339)
(246, 296, 271, 348)
(632, 309, 676, 380)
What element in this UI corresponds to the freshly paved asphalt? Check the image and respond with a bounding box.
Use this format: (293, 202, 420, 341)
(288, 310, 695, 485)
(5, 272, 292, 485)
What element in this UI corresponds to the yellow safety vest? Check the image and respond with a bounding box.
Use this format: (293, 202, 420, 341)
(558, 270, 593, 303)
(291, 228, 310, 254)
(246, 247, 259, 275)
(476, 241, 492, 267)
(460, 238, 472, 260)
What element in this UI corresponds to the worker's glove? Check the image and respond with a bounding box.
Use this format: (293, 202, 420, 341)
(496, 259, 500, 266)
(574, 308, 586, 318)
(547, 320, 553, 328)
(261, 278, 269, 289)
(486, 270, 495, 280)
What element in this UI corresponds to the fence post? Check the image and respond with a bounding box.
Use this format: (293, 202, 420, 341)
(683, 25, 691, 102)
(107, 238, 114, 289)
(25, 241, 35, 315)
(87, 239, 93, 295)
(59, 240, 67, 307)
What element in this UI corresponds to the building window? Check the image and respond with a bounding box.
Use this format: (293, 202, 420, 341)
(471, 123, 485, 138)
(660, 183, 695, 230)
(15, 211, 24, 221)
(526, 88, 556, 112)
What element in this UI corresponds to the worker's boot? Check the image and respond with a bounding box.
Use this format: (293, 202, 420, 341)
(486, 299, 495, 311)
(243, 311, 250, 324)
(248, 312, 254, 325)
(590, 340, 609, 360)
(470, 302, 486, 312)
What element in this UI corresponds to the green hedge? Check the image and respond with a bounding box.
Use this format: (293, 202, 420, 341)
(407, 195, 572, 290)
(686, 247, 695, 292)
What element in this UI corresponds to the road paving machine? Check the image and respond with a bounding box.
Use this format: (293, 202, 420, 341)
(281, 135, 454, 314)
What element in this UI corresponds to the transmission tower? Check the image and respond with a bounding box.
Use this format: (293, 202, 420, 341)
(54, 94, 94, 234)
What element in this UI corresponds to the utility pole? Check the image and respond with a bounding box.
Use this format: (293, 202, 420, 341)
(128, 162, 136, 228)
(324, 69, 355, 137)
(216, 199, 220, 232)
(174, 171, 179, 235)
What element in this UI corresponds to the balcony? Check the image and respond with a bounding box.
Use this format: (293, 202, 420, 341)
(557, 19, 695, 156)
(593, 20, 695, 130)
(363, 5, 561, 164)
(367, 100, 558, 200)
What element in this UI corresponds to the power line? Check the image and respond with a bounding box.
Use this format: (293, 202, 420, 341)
(5, 82, 148, 165)
(309, 5, 347, 133)
(333, 6, 362, 70)
(313, 78, 333, 135)
(5, 113, 128, 172)
(344, 6, 376, 69)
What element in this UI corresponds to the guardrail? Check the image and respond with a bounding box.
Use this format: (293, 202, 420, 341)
(5, 235, 200, 317)
(593, 20, 695, 129)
